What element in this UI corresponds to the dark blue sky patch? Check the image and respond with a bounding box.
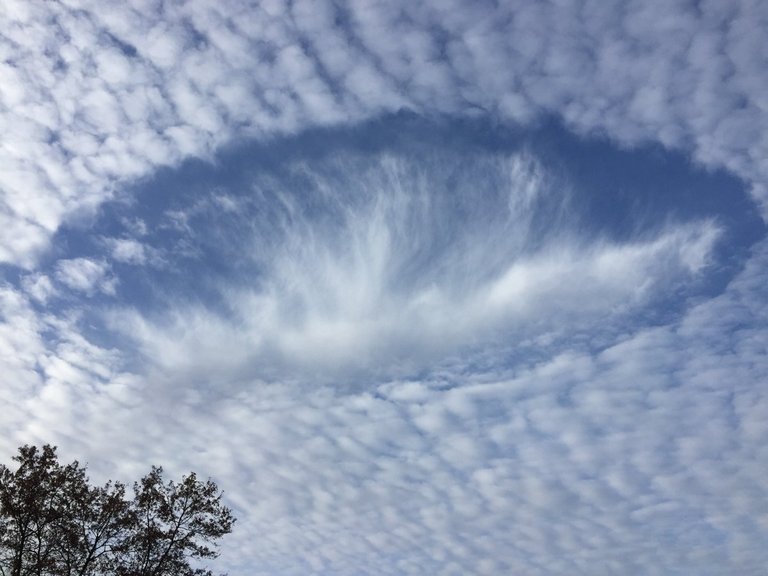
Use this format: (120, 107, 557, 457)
(530, 120, 765, 242)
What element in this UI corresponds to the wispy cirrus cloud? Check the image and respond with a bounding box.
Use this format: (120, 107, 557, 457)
(102, 146, 722, 385)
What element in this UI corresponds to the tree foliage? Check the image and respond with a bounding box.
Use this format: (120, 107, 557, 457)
(0, 446, 234, 576)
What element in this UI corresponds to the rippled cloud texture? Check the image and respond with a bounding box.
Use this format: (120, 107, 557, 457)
(2, 1, 768, 574)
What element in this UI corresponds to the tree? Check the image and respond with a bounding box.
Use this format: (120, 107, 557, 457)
(0, 445, 83, 576)
(119, 467, 235, 576)
(0, 446, 234, 576)
(52, 479, 133, 576)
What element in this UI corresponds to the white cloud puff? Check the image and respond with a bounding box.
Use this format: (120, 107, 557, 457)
(21, 273, 57, 303)
(54, 258, 116, 295)
(107, 238, 147, 265)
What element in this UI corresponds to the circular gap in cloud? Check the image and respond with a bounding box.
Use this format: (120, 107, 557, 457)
(47, 114, 766, 383)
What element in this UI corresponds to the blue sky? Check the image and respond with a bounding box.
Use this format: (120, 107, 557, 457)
(2, 1, 768, 574)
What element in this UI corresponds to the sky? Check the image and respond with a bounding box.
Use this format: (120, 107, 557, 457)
(1, 0, 768, 574)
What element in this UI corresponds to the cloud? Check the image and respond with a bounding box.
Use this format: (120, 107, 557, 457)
(0, 285, 142, 470)
(21, 273, 57, 304)
(10, 237, 763, 575)
(108, 238, 147, 265)
(54, 258, 116, 295)
(3, 237, 768, 573)
(155, 239, 768, 575)
(106, 148, 722, 385)
(1, 1, 768, 574)
(0, 150, 765, 575)
(1, 0, 768, 267)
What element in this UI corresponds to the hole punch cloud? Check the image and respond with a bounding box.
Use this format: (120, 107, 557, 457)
(112, 147, 723, 383)
(1, 2, 768, 574)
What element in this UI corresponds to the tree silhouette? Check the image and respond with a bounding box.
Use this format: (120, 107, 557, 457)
(0, 446, 234, 576)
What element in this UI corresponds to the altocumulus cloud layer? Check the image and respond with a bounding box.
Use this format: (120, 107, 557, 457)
(1, 1, 768, 575)
(2, 0, 768, 266)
